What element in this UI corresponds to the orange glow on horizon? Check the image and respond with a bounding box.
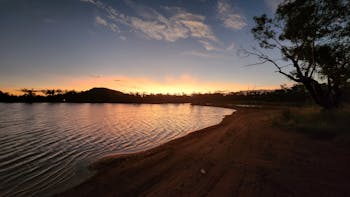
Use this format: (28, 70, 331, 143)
(1, 74, 281, 96)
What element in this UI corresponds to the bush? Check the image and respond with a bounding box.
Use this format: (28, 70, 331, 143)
(273, 106, 350, 140)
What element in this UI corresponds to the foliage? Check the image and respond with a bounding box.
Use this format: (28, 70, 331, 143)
(251, 0, 350, 109)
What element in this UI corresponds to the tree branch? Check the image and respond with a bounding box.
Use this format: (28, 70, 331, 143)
(243, 48, 302, 82)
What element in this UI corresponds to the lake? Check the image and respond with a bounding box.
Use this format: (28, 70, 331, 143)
(0, 103, 234, 196)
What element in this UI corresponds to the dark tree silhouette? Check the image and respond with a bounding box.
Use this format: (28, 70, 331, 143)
(250, 0, 349, 109)
(0, 86, 315, 104)
(20, 89, 37, 97)
(20, 88, 39, 103)
(41, 89, 56, 96)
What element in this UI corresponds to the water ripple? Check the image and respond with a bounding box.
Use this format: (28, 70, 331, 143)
(0, 103, 234, 197)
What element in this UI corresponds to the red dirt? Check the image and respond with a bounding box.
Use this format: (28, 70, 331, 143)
(61, 108, 350, 196)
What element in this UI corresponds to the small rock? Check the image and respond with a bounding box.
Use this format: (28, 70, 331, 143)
(200, 168, 206, 174)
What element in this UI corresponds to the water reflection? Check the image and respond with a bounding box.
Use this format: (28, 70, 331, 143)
(0, 103, 234, 196)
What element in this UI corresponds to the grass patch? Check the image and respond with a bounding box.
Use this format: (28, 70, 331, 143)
(273, 106, 350, 140)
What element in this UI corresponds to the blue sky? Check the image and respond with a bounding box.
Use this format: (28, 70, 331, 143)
(0, 0, 287, 94)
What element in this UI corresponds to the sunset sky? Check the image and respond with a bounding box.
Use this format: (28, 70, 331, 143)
(0, 0, 287, 94)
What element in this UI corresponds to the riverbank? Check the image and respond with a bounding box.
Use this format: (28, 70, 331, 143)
(61, 107, 350, 196)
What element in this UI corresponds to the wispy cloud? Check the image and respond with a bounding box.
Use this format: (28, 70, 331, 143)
(181, 50, 221, 58)
(95, 16, 108, 26)
(264, 0, 284, 11)
(119, 36, 127, 41)
(217, 0, 246, 30)
(81, 0, 218, 43)
(95, 16, 119, 32)
(198, 40, 219, 51)
(226, 42, 235, 50)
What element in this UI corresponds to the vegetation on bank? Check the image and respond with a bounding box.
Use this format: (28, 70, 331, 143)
(273, 106, 350, 140)
(0, 84, 335, 104)
(1, 84, 350, 105)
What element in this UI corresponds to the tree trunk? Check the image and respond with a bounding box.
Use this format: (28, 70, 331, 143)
(302, 77, 339, 109)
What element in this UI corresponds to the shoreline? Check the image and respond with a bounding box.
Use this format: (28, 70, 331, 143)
(60, 106, 350, 196)
(90, 105, 237, 170)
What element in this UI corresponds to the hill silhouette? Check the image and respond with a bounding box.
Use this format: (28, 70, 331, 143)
(67, 87, 139, 103)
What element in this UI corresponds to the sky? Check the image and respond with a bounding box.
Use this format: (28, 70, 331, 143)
(0, 0, 287, 95)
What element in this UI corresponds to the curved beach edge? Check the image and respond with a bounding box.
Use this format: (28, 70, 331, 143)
(89, 107, 236, 171)
(60, 106, 350, 196)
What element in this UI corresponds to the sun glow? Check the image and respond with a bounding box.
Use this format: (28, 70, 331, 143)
(2, 74, 279, 95)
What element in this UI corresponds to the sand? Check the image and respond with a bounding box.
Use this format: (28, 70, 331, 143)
(60, 107, 350, 196)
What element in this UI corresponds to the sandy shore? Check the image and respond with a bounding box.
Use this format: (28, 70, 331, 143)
(61, 107, 350, 196)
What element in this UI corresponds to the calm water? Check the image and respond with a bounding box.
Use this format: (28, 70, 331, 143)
(0, 103, 234, 196)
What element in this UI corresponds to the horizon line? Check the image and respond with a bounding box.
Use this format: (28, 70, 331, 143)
(1, 86, 283, 96)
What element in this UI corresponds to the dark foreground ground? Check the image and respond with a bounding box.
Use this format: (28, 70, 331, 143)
(61, 107, 350, 197)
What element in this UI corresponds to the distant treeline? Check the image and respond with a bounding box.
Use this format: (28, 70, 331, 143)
(1, 84, 349, 105)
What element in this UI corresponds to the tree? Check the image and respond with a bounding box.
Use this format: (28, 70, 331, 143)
(20, 88, 37, 97)
(41, 89, 56, 96)
(20, 88, 39, 103)
(250, 0, 349, 109)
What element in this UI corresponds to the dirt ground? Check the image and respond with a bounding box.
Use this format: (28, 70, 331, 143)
(61, 108, 350, 197)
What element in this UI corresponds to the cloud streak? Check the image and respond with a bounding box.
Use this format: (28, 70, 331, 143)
(95, 15, 120, 32)
(226, 42, 235, 50)
(217, 0, 246, 30)
(181, 50, 221, 58)
(95, 16, 108, 26)
(198, 40, 219, 51)
(82, 0, 218, 43)
(82, 0, 243, 53)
